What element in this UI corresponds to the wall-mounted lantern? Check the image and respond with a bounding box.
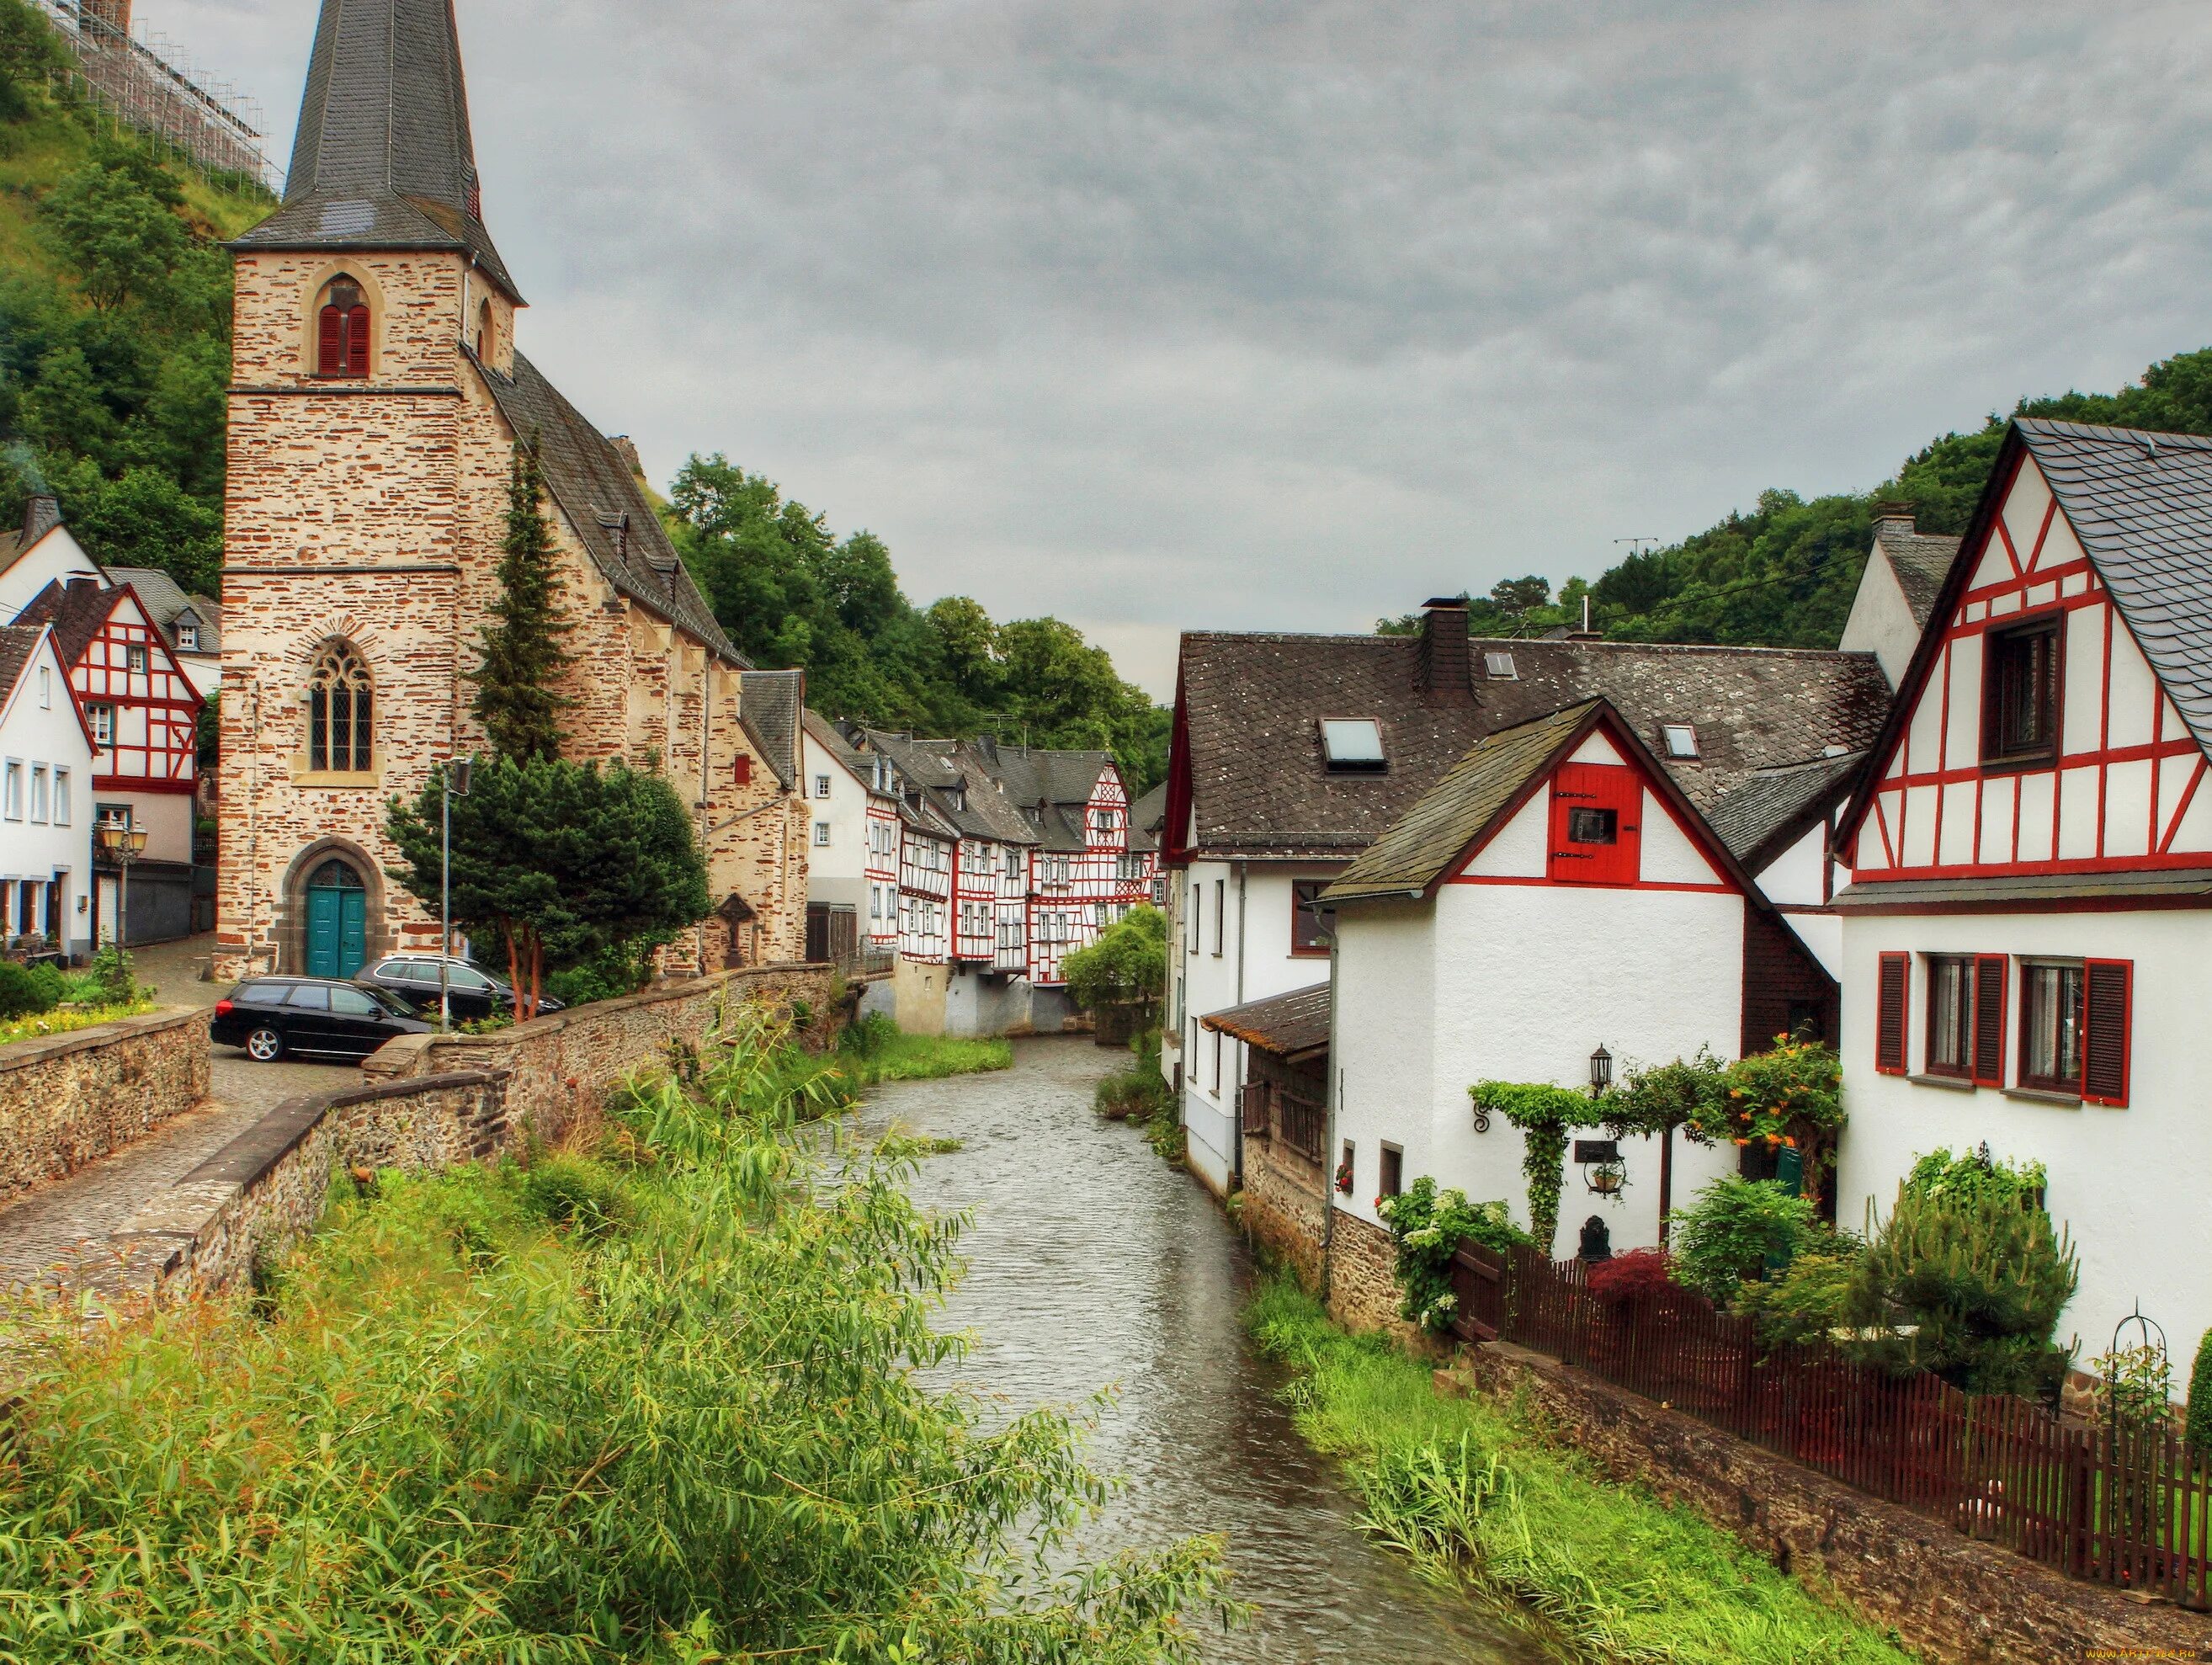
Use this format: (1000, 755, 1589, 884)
(1589, 1045, 1613, 1098)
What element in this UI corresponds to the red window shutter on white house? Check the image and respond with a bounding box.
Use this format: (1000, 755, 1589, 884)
(1876, 953, 1909, 1075)
(1546, 762, 1641, 886)
(2082, 959, 2132, 1106)
(1971, 955, 2007, 1088)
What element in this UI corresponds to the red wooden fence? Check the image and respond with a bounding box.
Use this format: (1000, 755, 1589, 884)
(1449, 1242, 2212, 1608)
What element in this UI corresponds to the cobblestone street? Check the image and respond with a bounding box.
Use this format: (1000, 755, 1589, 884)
(0, 935, 354, 1297)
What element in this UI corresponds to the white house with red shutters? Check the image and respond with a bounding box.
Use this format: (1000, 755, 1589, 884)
(1833, 417, 2212, 1369)
(1322, 700, 1833, 1258)
(17, 573, 204, 944)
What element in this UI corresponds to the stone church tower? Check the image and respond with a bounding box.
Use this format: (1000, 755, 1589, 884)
(214, 0, 806, 982)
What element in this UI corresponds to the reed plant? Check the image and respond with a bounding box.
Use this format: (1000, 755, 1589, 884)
(0, 1001, 1230, 1661)
(1245, 1279, 1912, 1664)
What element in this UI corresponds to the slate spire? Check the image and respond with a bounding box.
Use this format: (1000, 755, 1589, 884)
(233, 0, 520, 301)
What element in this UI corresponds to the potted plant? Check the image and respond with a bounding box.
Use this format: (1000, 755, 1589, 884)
(1587, 1158, 1627, 1197)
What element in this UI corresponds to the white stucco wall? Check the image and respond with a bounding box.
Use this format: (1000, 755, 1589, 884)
(0, 528, 102, 626)
(1336, 879, 1745, 1259)
(1837, 911, 2212, 1368)
(800, 731, 868, 912)
(1756, 823, 1842, 979)
(0, 635, 95, 954)
(1837, 546, 1921, 688)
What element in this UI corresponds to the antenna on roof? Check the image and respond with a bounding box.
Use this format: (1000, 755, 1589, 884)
(1614, 536, 1661, 555)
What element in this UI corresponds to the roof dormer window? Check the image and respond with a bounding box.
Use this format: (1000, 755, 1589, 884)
(1320, 718, 1387, 772)
(1484, 651, 1518, 680)
(1662, 724, 1699, 759)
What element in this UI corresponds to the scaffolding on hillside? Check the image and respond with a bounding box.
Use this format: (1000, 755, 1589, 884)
(30, 0, 278, 194)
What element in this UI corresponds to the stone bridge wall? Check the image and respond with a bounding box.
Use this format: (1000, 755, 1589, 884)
(0, 1007, 210, 1206)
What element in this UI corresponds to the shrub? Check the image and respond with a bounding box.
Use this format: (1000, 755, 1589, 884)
(0, 960, 57, 1020)
(1667, 1177, 1820, 1305)
(1586, 1247, 1676, 1303)
(24, 960, 63, 1010)
(2188, 1330, 2212, 1460)
(1379, 1175, 1530, 1333)
(838, 1010, 901, 1059)
(1852, 1180, 2077, 1396)
(545, 963, 623, 1008)
(1902, 1144, 2046, 1211)
(82, 942, 141, 1005)
(1733, 1234, 1864, 1348)
(518, 1153, 631, 1241)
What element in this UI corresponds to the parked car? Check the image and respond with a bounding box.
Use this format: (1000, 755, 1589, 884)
(210, 976, 434, 1062)
(354, 955, 565, 1023)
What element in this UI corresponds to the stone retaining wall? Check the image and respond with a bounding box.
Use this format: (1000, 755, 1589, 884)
(1242, 1136, 1328, 1291)
(1452, 1342, 2212, 1663)
(0, 1008, 210, 1206)
(104, 964, 839, 1298)
(361, 962, 841, 1141)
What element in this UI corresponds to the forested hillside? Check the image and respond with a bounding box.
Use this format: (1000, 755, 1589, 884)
(1386, 346, 2212, 651)
(0, 0, 269, 598)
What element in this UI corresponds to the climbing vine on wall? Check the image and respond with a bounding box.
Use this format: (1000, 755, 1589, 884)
(1468, 1081, 1592, 1253)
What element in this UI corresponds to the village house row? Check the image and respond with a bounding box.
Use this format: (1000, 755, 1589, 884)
(1164, 444, 2212, 1390)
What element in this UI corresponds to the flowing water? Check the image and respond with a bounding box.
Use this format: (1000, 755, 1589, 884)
(858, 1036, 1548, 1663)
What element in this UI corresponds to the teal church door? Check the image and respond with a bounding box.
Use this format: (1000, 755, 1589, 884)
(304, 859, 368, 978)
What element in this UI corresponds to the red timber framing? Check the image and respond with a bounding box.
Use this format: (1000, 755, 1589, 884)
(864, 801, 899, 945)
(1842, 444, 2212, 886)
(1028, 766, 1133, 987)
(73, 589, 201, 794)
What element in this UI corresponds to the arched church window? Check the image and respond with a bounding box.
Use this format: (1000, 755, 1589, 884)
(316, 277, 371, 377)
(475, 298, 493, 361)
(307, 642, 374, 772)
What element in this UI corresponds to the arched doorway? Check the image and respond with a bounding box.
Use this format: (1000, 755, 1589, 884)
(303, 858, 368, 978)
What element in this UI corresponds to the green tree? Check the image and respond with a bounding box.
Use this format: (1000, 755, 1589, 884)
(0, 0, 64, 132)
(69, 465, 222, 594)
(40, 144, 190, 314)
(470, 443, 574, 763)
(386, 757, 710, 1017)
(1059, 903, 1167, 1025)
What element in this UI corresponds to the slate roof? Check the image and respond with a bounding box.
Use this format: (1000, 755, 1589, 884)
(108, 568, 221, 655)
(2009, 418, 2212, 760)
(237, 0, 518, 300)
(0, 625, 43, 709)
(1873, 524, 1961, 628)
(16, 579, 116, 666)
(1128, 781, 1167, 854)
(479, 350, 738, 661)
(1322, 702, 1600, 903)
(1200, 981, 1332, 1059)
(1178, 630, 1890, 861)
(740, 670, 803, 790)
(801, 708, 884, 795)
(1705, 749, 1864, 869)
(853, 729, 1037, 846)
(1830, 869, 2212, 909)
(970, 740, 1115, 852)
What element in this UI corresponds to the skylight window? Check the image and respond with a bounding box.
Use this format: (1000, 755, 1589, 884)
(1320, 718, 1387, 772)
(1662, 724, 1700, 759)
(1483, 652, 1518, 680)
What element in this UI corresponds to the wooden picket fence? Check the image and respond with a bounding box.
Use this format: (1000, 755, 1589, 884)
(1447, 1242, 2212, 1607)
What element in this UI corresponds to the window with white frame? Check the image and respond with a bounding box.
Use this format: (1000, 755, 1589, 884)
(1662, 724, 1700, 759)
(3, 763, 20, 820)
(87, 705, 113, 747)
(53, 769, 68, 825)
(29, 766, 46, 823)
(37, 666, 50, 709)
(815, 774, 832, 799)
(177, 623, 199, 652)
(126, 643, 147, 675)
(813, 822, 830, 846)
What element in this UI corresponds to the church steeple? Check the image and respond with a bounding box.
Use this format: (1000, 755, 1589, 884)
(234, 0, 519, 301)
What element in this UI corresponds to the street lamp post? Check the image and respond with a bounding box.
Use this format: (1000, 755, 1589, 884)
(93, 822, 149, 951)
(440, 758, 472, 1029)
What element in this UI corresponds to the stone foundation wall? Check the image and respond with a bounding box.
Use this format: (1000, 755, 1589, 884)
(1454, 1342, 2212, 1664)
(1242, 1136, 1328, 1290)
(1325, 1207, 1419, 1342)
(0, 1008, 210, 1205)
(360, 963, 841, 1141)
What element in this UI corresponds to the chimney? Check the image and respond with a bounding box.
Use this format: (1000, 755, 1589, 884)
(20, 495, 59, 547)
(608, 435, 645, 480)
(1415, 596, 1475, 706)
(1873, 500, 1917, 540)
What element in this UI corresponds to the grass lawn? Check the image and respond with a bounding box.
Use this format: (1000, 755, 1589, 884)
(0, 998, 152, 1049)
(1246, 1279, 1917, 1664)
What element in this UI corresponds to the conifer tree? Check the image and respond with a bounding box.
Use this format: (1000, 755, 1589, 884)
(472, 439, 573, 761)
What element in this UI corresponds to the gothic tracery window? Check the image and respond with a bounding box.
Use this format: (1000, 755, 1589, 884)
(316, 277, 370, 377)
(308, 642, 374, 772)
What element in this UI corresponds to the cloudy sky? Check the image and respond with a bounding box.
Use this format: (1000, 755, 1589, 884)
(157, 0, 2212, 695)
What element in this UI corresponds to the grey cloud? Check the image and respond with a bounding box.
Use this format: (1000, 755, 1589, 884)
(159, 0, 2212, 696)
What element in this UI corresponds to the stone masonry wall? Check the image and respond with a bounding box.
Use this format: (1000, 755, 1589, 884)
(360, 963, 842, 1143)
(1326, 1206, 1422, 1343)
(1454, 1342, 2212, 1664)
(1242, 1134, 1328, 1291)
(108, 965, 840, 1296)
(0, 1008, 210, 1205)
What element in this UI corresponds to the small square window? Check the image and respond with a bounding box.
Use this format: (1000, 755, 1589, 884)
(815, 774, 832, 799)
(812, 822, 831, 846)
(126, 644, 147, 674)
(1662, 724, 1699, 758)
(177, 625, 199, 652)
(1483, 651, 1518, 679)
(1320, 718, 1386, 770)
(1567, 806, 1618, 845)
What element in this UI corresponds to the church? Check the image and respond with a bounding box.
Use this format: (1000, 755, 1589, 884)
(213, 0, 808, 982)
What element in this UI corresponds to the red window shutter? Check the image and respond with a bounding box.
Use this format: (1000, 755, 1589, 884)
(1547, 762, 1642, 886)
(1971, 954, 2007, 1087)
(346, 306, 370, 376)
(2082, 959, 2132, 1106)
(1876, 952, 1909, 1075)
(317, 304, 343, 375)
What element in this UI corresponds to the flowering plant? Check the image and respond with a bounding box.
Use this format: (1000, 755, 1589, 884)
(1334, 1157, 1354, 1194)
(1380, 1176, 1530, 1333)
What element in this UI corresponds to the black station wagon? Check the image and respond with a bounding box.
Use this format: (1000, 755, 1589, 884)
(354, 954, 564, 1022)
(210, 976, 434, 1062)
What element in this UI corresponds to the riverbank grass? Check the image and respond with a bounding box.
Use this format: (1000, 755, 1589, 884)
(813, 1011, 1014, 1089)
(1246, 1279, 1914, 1664)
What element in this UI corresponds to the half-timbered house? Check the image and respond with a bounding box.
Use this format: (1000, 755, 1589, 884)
(1162, 602, 1893, 1196)
(17, 576, 204, 944)
(1833, 417, 2212, 1368)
